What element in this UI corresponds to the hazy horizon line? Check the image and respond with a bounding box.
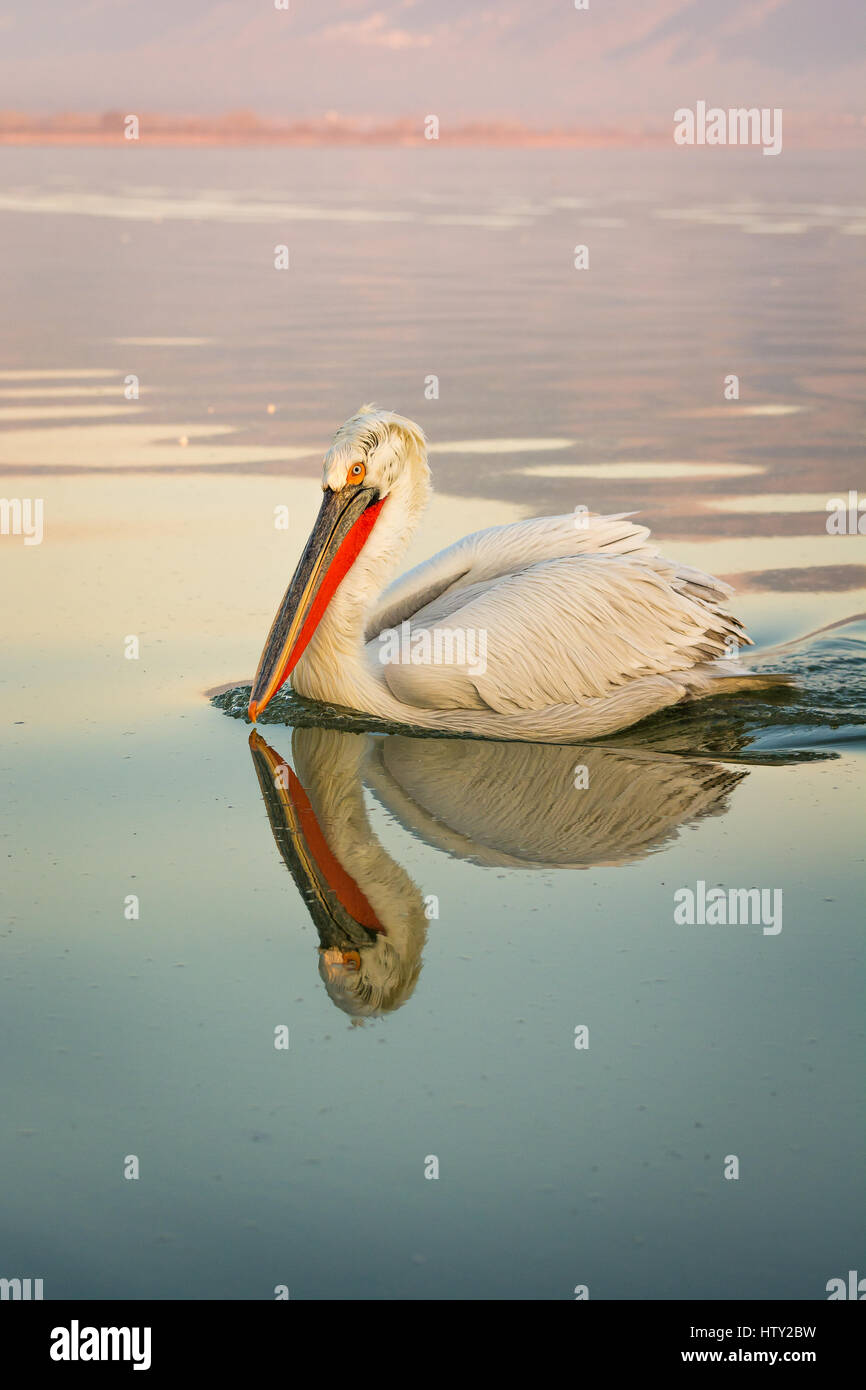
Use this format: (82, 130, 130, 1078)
(1, 110, 864, 150)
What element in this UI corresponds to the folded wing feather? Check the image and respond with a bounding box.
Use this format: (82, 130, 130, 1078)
(364, 511, 655, 641)
(366, 514, 750, 714)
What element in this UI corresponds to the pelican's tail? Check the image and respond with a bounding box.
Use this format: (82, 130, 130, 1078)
(681, 662, 797, 700)
(695, 612, 866, 696)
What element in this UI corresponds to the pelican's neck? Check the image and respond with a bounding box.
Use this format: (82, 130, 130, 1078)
(292, 449, 430, 711)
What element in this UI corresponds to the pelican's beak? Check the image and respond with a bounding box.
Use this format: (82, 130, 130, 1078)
(248, 483, 383, 721)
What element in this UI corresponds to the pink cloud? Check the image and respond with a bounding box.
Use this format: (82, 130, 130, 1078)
(320, 11, 433, 50)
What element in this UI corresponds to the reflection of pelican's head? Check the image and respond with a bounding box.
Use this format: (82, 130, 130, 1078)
(318, 929, 423, 1019)
(249, 727, 428, 1019)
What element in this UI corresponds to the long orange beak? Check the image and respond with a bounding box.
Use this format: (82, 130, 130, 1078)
(248, 484, 384, 721)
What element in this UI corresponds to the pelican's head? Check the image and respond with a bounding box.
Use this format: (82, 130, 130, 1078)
(248, 405, 427, 722)
(322, 403, 427, 499)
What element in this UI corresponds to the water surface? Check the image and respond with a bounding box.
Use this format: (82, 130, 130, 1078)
(1, 147, 863, 1299)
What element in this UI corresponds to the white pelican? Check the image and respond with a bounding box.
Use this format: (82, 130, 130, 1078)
(248, 405, 786, 740)
(249, 726, 746, 1017)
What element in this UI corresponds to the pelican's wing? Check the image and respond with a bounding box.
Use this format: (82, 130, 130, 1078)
(364, 511, 656, 641)
(374, 551, 750, 713)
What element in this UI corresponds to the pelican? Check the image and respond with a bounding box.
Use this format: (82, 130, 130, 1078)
(248, 405, 787, 740)
(248, 726, 747, 1017)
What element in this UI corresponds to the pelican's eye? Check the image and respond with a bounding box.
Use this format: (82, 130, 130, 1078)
(347, 462, 366, 485)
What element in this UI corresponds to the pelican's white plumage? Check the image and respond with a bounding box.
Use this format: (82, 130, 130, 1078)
(249, 405, 786, 741)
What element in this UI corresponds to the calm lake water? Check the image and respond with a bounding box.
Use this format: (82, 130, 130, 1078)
(1, 147, 863, 1299)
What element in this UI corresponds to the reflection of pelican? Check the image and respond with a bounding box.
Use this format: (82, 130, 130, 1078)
(250, 727, 745, 1017)
(248, 405, 786, 739)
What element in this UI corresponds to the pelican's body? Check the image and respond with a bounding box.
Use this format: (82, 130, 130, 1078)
(248, 406, 785, 741)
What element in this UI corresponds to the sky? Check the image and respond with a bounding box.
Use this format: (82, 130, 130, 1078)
(0, 0, 864, 125)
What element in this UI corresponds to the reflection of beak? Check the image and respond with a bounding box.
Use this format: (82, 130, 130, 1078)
(248, 484, 384, 722)
(248, 730, 382, 951)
